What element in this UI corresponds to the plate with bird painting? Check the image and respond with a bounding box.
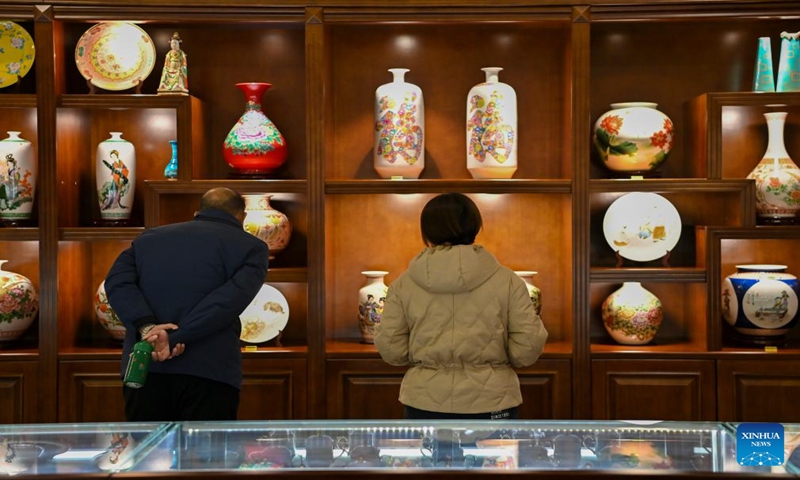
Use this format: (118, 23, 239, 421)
(602, 192, 682, 263)
(0, 21, 35, 89)
(239, 284, 289, 344)
(75, 22, 155, 91)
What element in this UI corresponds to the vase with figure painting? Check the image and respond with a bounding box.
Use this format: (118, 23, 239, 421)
(96, 132, 136, 224)
(0, 132, 36, 226)
(374, 68, 424, 179)
(747, 112, 800, 225)
(223, 82, 287, 177)
(466, 67, 517, 179)
(358, 271, 388, 344)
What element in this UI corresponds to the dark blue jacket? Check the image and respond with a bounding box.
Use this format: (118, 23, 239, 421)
(105, 208, 270, 390)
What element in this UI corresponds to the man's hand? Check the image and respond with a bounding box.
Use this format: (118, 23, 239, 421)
(143, 324, 183, 362)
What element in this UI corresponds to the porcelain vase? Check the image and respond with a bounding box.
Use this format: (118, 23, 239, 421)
(593, 102, 674, 176)
(223, 82, 287, 176)
(163, 139, 178, 179)
(515, 271, 542, 315)
(0, 131, 36, 225)
(601, 282, 663, 345)
(0, 260, 38, 342)
(747, 112, 800, 224)
(722, 264, 800, 343)
(94, 280, 125, 341)
(358, 271, 388, 344)
(466, 67, 517, 179)
(777, 31, 800, 92)
(243, 194, 292, 260)
(96, 132, 135, 222)
(374, 68, 424, 179)
(753, 37, 776, 92)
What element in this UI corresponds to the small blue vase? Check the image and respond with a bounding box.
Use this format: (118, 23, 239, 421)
(164, 140, 178, 179)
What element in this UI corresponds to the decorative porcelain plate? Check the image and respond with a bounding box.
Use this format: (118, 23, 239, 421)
(0, 21, 35, 89)
(75, 22, 155, 91)
(239, 284, 289, 344)
(602, 192, 682, 262)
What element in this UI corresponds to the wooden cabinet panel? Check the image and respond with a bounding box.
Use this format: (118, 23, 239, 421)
(327, 359, 571, 420)
(518, 360, 572, 420)
(592, 360, 716, 421)
(58, 360, 125, 423)
(326, 359, 406, 419)
(718, 359, 800, 422)
(0, 361, 38, 424)
(239, 357, 308, 420)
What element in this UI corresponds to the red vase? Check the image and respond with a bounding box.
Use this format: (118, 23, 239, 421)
(223, 82, 288, 175)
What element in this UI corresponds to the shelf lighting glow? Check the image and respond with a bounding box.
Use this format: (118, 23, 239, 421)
(393, 35, 418, 53)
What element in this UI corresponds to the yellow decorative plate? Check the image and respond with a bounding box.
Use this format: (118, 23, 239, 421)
(75, 22, 155, 91)
(0, 21, 35, 89)
(239, 284, 290, 344)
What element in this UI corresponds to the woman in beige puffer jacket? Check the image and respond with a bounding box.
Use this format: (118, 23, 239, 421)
(374, 193, 548, 419)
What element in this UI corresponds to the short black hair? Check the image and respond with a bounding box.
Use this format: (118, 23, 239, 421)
(420, 193, 482, 246)
(199, 187, 245, 218)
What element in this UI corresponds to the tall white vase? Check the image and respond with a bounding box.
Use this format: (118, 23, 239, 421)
(374, 68, 424, 179)
(466, 67, 517, 179)
(358, 270, 388, 344)
(96, 132, 136, 222)
(0, 260, 38, 342)
(0, 131, 36, 224)
(242, 194, 292, 260)
(746, 112, 800, 224)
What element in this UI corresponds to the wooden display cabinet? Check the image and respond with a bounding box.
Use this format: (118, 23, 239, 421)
(2, 1, 800, 423)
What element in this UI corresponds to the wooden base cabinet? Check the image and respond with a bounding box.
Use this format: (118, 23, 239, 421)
(718, 358, 800, 423)
(592, 359, 717, 421)
(0, 360, 39, 424)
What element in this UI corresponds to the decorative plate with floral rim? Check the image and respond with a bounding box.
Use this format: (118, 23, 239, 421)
(602, 192, 682, 263)
(75, 22, 155, 91)
(0, 21, 35, 89)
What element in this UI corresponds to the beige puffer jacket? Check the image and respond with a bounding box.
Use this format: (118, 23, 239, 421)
(374, 244, 548, 414)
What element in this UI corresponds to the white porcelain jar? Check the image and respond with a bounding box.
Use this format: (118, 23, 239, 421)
(601, 282, 663, 345)
(466, 67, 517, 179)
(0, 260, 38, 342)
(374, 68, 424, 179)
(242, 194, 292, 260)
(515, 271, 542, 315)
(94, 280, 125, 341)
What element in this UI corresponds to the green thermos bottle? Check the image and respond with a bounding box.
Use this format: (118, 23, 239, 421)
(123, 341, 154, 388)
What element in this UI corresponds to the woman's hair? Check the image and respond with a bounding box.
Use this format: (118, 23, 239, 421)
(420, 193, 483, 246)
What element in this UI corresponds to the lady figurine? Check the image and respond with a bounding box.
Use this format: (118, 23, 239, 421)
(157, 32, 188, 95)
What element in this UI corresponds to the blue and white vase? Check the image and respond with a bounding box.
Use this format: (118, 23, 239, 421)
(722, 264, 800, 341)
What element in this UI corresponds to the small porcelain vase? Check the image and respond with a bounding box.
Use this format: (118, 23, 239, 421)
(0, 260, 38, 342)
(94, 280, 125, 341)
(374, 68, 425, 179)
(515, 271, 542, 315)
(777, 31, 800, 92)
(358, 271, 388, 344)
(223, 82, 287, 176)
(96, 132, 136, 221)
(753, 37, 776, 92)
(0, 131, 36, 224)
(601, 282, 663, 345)
(593, 102, 674, 176)
(747, 112, 800, 224)
(722, 264, 799, 343)
(466, 67, 517, 179)
(163, 139, 178, 179)
(243, 194, 292, 260)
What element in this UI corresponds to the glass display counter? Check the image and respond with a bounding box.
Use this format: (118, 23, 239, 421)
(4, 420, 800, 477)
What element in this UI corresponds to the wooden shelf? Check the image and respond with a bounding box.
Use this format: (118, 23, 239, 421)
(58, 94, 197, 110)
(0, 94, 37, 108)
(590, 178, 753, 193)
(242, 345, 308, 359)
(590, 267, 706, 283)
(325, 339, 573, 359)
(60, 227, 144, 241)
(0, 350, 38, 360)
(268, 267, 307, 283)
(591, 342, 710, 356)
(146, 179, 307, 194)
(0, 228, 39, 241)
(326, 179, 571, 195)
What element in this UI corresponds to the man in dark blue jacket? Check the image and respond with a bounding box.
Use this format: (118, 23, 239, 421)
(105, 187, 270, 421)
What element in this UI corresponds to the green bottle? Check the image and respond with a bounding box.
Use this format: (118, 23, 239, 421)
(123, 341, 153, 388)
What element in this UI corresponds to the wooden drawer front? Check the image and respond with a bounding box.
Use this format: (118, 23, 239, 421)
(327, 359, 407, 419)
(58, 360, 124, 423)
(718, 359, 800, 422)
(239, 358, 307, 420)
(517, 359, 572, 419)
(592, 360, 716, 421)
(0, 361, 38, 424)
